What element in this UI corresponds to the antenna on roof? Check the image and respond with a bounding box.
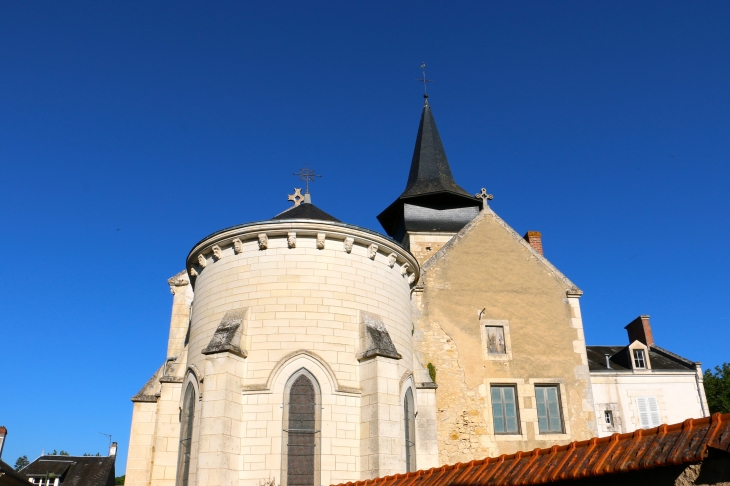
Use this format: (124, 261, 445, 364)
(100, 433, 112, 450)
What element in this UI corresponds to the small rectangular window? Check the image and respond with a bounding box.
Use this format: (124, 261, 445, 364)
(535, 385, 564, 433)
(637, 396, 661, 429)
(633, 349, 646, 369)
(485, 326, 507, 355)
(491, 385, 520, 434)
(604, 410, 613, 425)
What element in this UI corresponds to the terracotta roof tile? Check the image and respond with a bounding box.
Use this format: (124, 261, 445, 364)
(333, 413, 730, 486)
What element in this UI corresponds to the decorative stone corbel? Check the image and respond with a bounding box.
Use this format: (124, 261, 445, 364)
(368, 244, 378, 260)
(408, 273, 416, 285)
(401, 262, 410, 277)
(197, 254, 207, 268)
(167, 270, 189, 295)
(189, 267, 198, 277)
(566, 286, 584, 297)
(388, 253, 397, 268)
(232, 238, 243, 254)
(212, 245, 222, 260)
(287, 232, 297, 248)
(344, 237, 354, 253)
(258, 233, 268, 250)
(316, 233, 326, 250)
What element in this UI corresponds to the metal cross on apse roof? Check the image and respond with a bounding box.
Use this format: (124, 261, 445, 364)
(293, 163, 322, 194)
(417, 63, 433, 96)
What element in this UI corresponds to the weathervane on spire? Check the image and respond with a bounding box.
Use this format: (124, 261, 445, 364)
(418, 63, 433, 99)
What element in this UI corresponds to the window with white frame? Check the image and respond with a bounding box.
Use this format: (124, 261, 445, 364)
(636, 396, 661, 429)
(30, 478, 59, 486)
(535, 385, 564, 434)
(604, 410, 613, 426)
(633, 349, 647, 369)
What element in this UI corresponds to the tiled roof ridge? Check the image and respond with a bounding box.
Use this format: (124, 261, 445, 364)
(333, 412, 730, 486)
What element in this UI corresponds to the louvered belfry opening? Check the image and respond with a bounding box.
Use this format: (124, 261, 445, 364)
(285, 373, 319, 486)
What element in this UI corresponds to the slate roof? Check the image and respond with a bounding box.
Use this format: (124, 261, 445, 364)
(378, 99, 481, 238)
(272, 203, 340, 222)
(332, 412, 730, 486)
(0, 458, 30, 486)
(23, 456, 115, 486)
(586, 345, 696, 372)
(400, 100, 472, 199)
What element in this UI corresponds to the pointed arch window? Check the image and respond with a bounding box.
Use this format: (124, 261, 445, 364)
(283, 370, 320, 486)
(404, 387, 416, 472)
(176, 382, 195, 486)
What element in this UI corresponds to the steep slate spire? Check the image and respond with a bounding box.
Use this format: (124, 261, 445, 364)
(377, 97, 481, 241)
(401, 98, 472, 199)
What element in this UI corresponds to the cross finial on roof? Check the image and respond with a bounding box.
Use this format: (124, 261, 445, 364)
(418, 63, 433, 102)
(475, 188, 494, 209)
(288, 188, 304, 207)
(293, 163, 321, 195)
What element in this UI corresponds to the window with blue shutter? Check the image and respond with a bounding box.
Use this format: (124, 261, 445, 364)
(491, 386, 520, 434)
(535, 385, 564, 434)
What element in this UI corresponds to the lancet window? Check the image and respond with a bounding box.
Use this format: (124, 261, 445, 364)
(176, 382, 196, 486)
(283, 370, 320, 486)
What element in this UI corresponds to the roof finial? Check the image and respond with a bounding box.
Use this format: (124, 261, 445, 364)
(418, 63, 433, 104)
(292, 163, 321, 203)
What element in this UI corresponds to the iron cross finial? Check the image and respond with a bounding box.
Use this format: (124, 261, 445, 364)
(293, 163, 322, 194)
(418, 63, 433, 98)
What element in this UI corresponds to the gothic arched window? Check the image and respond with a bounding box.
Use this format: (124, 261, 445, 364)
(404, 387, 416, 472)
(176, 382, 196, 486)
(283, 370, 320, 486)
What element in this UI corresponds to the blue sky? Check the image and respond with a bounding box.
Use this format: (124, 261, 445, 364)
(1, 1, 728, 474)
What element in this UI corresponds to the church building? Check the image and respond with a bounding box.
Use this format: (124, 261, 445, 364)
(124, 93, 707, 486)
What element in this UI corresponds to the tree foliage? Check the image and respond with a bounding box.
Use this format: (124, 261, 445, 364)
(14, 455, 29, 471)
(115, 475, 125, 485)
(704, 363, 730, 414)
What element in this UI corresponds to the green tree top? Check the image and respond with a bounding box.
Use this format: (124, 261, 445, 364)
(14, 455, 29, 471)
(704, 363, 730, 414)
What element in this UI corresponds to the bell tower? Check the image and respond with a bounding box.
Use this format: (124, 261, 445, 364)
(377, 95, 481, 264)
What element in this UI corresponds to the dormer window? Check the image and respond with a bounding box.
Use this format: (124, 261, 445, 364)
(633, 349, 646, 369)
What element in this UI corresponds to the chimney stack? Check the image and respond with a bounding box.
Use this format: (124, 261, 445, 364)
(524, 231, 543, 256)
(109, 442, 117, 458)
(0, 426, 7, 460)
(625, 315, 654, 347)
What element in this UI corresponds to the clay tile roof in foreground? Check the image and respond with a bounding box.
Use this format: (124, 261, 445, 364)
(333, 413, 730, 486)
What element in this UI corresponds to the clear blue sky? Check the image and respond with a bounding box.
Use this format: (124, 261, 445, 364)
(1, 1, 728, 474)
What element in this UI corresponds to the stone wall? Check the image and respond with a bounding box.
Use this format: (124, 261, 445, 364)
(411, 208, 596, 465)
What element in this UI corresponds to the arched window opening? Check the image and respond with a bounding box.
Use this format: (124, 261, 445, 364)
(283, 371, 320, 486)
(404, 387, 416, 472)
(176, 382, 195, 486)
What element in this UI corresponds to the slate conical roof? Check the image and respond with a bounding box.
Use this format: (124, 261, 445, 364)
(272, 202, 340, 222)
(400, 100, 472, 199)
(377, 98, 480, 239)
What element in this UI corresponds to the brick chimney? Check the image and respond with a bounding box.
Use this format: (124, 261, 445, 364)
(625, 315, 654, 347)
(524, 231, 543, 256)
(0, 426, 7, 460)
